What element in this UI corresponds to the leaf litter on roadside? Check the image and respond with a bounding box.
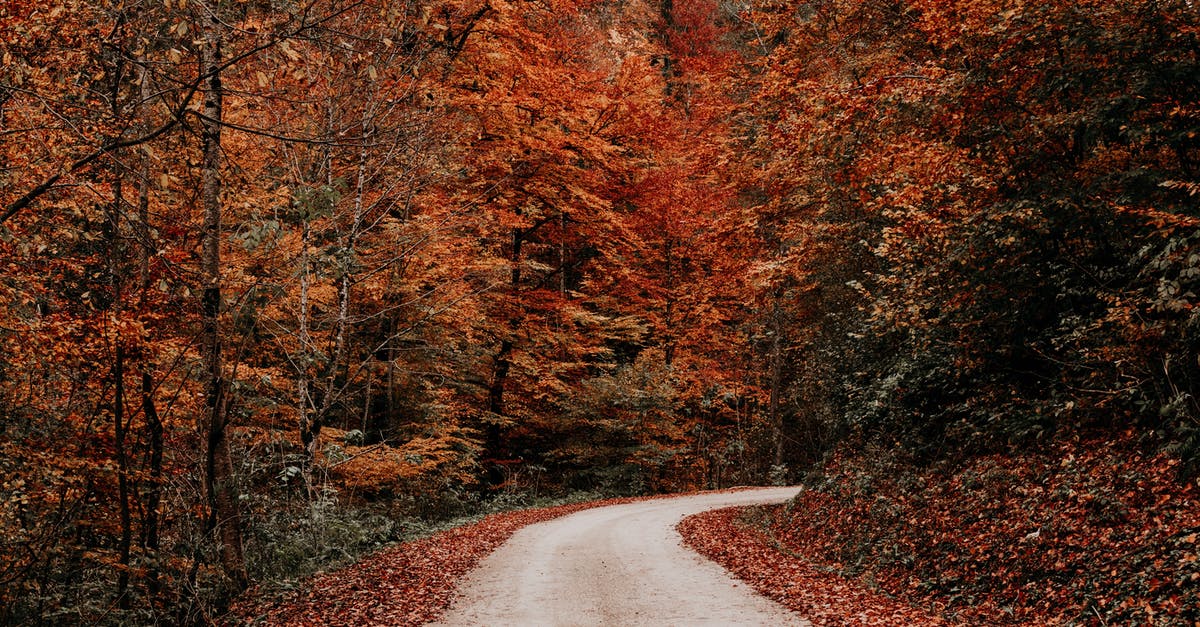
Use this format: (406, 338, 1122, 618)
(679, 506, 946, 626)
(227, 497, 643, 626)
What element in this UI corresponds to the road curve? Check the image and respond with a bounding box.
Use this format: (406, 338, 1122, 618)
(429, 487, 810, 626)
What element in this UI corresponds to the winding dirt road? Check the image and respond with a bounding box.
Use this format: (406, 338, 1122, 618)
(430, 487, 809, 626)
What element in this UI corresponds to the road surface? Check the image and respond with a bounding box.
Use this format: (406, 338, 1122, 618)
(430, 487, 810, 626)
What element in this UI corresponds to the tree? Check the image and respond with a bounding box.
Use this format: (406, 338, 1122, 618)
(195, 0, 248, 590)
(731, 0, 1200, 466)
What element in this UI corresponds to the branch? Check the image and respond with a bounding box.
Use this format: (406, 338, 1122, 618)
(1, 3, 353, 225)
(327, 441, 391, 469)
(187, 109, 373, 146)
(879, 74, 937, 82)
(0, 112, 183, 224)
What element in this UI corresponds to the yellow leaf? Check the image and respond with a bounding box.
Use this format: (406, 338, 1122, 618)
(278, 40, 301, 62)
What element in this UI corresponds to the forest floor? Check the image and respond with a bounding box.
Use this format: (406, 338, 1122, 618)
(679, 507, 945, 626)
(683, 433, 1200, 626)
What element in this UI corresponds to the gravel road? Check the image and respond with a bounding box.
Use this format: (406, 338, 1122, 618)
(429, 487, 810, 626)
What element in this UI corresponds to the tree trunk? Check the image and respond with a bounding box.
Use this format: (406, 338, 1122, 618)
(482, 222, 528, 483)
(136, 60, 165, 601)
(487, 340, 513, 426)
(297, 216, 316, 478)
(106, 180, 133, 609)
(663, 239, 676, 366)
(487, 221, 528, 442)
(199, 12, 246, 589)
(768, 299, 784, 469)
(140, 369, 163, 594)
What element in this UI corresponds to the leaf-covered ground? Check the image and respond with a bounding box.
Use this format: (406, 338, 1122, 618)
(226, 497, 642, 625)
(679, 508, 946, 625)
(682, 433, 1200, 625)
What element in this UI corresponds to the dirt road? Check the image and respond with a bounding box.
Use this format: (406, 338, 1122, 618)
(430, 487, 809, 626)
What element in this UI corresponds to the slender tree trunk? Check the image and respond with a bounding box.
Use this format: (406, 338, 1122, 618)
(199, 12, 246, 589)
(297, 217, 316, 474)
(299, 112, 372, 476)
(140, 369, 163, 593)
(768, 299, 784, 468)
(386, 309, 396, 440)
(107, 179, 133, 609)
(135, 61, 165, 601)
(663, 239, 676, 366)
(295, 97, 329, 481)
(99, 23, 136, 605)
(113, 344, 132, 607)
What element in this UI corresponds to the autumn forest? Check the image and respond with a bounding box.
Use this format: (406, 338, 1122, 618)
(2, 0, 1199, 624)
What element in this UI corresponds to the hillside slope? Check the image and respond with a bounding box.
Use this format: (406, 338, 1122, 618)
(685, 434, 1200, 625)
